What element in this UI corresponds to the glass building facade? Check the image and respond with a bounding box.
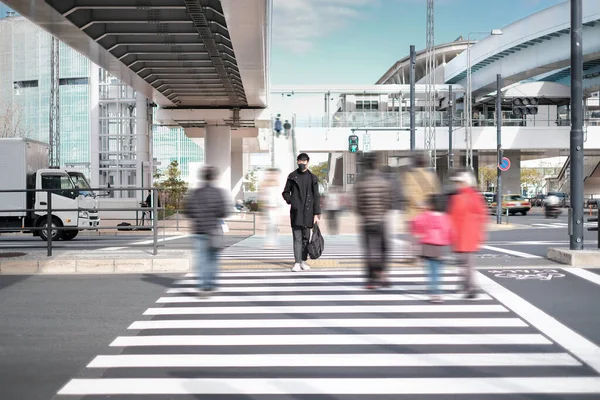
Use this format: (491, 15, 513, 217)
(0, 15, 203, 197)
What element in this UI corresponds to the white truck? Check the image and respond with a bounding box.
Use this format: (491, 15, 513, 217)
(0, 138, 100, 241)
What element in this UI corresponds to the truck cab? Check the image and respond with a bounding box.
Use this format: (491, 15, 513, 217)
(33, 169, 100, 241)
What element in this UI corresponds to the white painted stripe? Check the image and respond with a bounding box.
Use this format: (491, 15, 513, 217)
(481, 245, 542, 259)
(131, 234, 190, 245)
(566, 268, 600, 287)
(186, 269, 458, 278)
(110, 333, 550, 347)
(99, 246, 126, 251)
(60, 377, 600, 395)
(88, 353, 579, 368)
(478, 272, 600, 374)
(143, 304, 508, 315)
(166, 284, 462, 293)
(156, 293, 493, 303)
(174, 276, 462, 285)
(128, 317, 527, 330)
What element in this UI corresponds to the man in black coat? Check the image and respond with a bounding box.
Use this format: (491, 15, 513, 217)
(282, 153, 322, 272)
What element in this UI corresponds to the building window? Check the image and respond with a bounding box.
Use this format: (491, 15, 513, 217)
(13, 80, 38, 89)
(356, 100, 378, 111)
(59, 77, 89, 85)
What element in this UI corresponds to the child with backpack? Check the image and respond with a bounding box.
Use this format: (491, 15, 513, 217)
(411, 194, 452, 303)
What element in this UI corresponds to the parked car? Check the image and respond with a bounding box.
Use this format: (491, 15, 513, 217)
(546, 191, 569, 207)
(531, 194, 546, 207)
(491, 194, 531, 216)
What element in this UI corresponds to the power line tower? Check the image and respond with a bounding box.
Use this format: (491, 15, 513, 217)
(49, 36, 60, 168)
(424, 0, 436, 168)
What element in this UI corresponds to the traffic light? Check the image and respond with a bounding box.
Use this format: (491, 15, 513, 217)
(348, 135, 359, 153)
(512, 97, 538, 116)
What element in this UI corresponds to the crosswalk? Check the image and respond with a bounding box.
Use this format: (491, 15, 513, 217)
(530, 222, 595, 229)
(220, 234, 411, 260)
(55, 269, 600, 398)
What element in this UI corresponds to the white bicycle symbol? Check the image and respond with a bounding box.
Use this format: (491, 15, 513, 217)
(489, 269, 565, 281)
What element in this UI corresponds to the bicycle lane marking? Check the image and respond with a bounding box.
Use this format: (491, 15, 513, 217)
(477, 271, 600, 374)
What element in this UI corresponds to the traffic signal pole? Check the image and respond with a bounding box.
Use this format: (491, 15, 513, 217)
(496, 74, 503, 224)
(570, 0, 584, 250)
(409, 45, 416, 151)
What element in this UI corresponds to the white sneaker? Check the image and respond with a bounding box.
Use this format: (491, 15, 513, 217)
(291, 263, 302, 272)
(301, 261, 311, 271)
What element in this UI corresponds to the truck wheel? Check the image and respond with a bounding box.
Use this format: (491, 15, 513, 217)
(39, 217, 63, 241)
(62, 230, 79, 241)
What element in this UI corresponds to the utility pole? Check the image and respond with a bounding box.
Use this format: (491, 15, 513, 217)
(409, 45, 416, 151)
(570, 0, 584, 250)
(49, 36, 60, 167)
(496, 74, 503, 224)
(424, 0, 436, 168)
(448, 85, 454, 169)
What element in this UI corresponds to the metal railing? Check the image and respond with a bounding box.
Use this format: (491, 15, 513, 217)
(0, 187, 257, 257)
(292, 111, 600, 129)
(588, 200, 599, 249)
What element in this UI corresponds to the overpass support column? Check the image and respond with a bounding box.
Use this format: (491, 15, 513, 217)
(231, 137, 244, 201)
(205, 126, 232, 197)
(502, 151, 522, 195)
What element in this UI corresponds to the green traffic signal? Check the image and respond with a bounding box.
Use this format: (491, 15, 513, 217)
(348, 135, 359, 153)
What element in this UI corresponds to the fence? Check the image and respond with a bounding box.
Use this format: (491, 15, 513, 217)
(0, 186, 256, 257)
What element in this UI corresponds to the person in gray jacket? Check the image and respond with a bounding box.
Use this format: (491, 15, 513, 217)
(282, 153, 322, 272)
(183, 166, 230, 296)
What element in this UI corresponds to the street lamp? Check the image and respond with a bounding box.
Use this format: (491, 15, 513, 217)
(465, 29, 503, 168)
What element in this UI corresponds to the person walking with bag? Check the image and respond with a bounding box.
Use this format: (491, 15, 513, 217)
(447, 170, 488, 299)
(354, 153, 393, 289)
(183, 166, 230, 297)
(282, 153, 321, 272)
(411, 194, 452, 303)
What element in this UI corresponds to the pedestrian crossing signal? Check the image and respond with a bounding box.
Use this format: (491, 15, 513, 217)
(348, 135, 359, 153)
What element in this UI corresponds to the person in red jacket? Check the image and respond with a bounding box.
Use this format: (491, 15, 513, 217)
(447, 170, 488, 299)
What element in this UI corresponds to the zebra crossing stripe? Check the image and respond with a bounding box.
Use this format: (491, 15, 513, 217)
(166, 284, 462, 293)
(142, 304, 509, 315)
(59, 377, 600, 395)
(87, 353, 580, 368)
(174, 276, 462, 285)
(128, 317, 527, 330)
(110, 333, 551, 347)
(155, 293, 493, 303)
(186, 269, 457, 278)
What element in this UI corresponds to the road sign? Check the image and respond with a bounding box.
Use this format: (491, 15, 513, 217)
(498, 157, 511, 171)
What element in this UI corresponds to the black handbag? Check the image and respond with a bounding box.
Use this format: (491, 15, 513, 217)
(307, 223, 325, 260)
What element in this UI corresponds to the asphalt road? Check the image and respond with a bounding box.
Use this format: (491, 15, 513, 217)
(2, 269, 600, 399)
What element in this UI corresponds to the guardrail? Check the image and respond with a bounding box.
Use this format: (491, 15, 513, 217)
(0, 187, 257, 257)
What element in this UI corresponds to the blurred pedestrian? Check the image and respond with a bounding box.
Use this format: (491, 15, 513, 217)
(324, 186, 342, 235)
(404, 153, 441, 258)
(411, 194, 452, 303)
(447, 170, 488, 299)
(183, 166, 231, 297)
(354, 152, 393, 289)
(282, 153, 321, 272)
(260, 168, 281, 248)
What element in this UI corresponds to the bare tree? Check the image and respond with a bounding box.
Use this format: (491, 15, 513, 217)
(0, 102, 31, 138)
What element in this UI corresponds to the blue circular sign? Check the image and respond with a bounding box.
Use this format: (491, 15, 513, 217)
(499, 157, 511, 171)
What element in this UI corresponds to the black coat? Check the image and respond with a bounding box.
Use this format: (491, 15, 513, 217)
(282, 169, 321, 228)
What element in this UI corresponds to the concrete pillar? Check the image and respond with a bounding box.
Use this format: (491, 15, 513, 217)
(502, 150, 522, 195)
(136, 92, 150, 193)
(89, 63, 100, 187)
(343, 151, 357, 192)
(231, 137, 244, 201)
(205, 125, 232, 195)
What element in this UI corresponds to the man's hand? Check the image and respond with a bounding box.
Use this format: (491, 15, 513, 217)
(314, 215, 321, 224)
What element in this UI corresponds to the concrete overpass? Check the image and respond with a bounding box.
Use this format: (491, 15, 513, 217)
(3, 0, 271, 194)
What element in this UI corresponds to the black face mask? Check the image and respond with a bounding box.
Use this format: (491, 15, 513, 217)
(298, 163, 307, 171)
